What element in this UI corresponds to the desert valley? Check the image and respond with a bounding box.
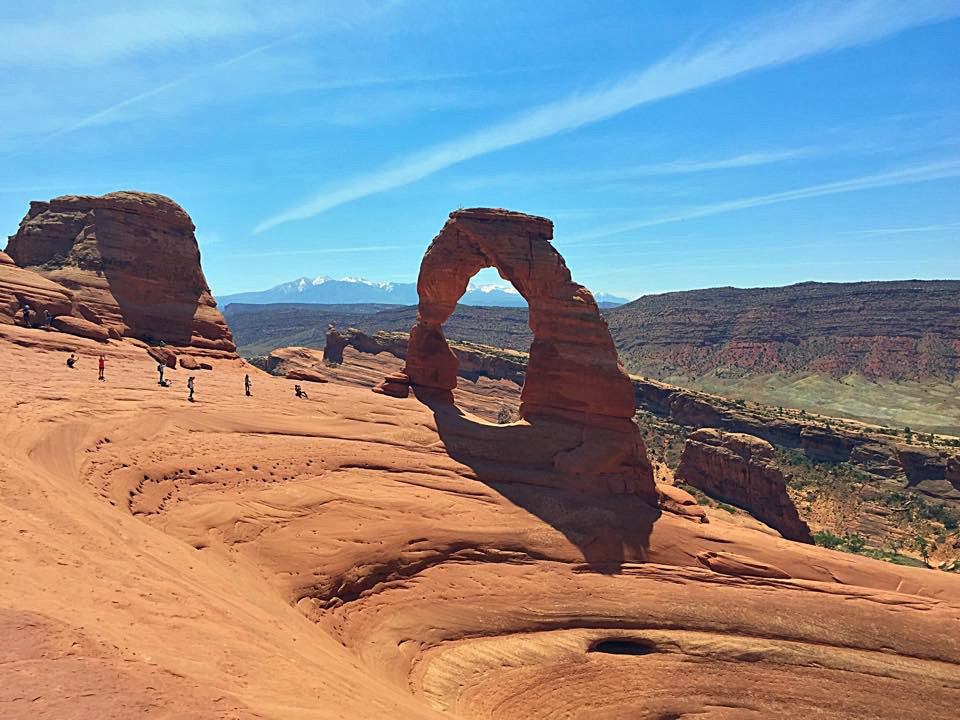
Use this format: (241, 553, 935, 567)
(0, 191, 958, 719)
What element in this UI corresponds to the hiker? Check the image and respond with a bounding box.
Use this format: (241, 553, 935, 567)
(187, 376, 196, 402)
(42, 309, 51, 328)
(66, 353, 78, 368)
(244, 374, 252, 397)
(98, 354, 105, 381)
(20, 303, 31, 328)
(157, 363, 165, 385)
(294, 384, 308, 400)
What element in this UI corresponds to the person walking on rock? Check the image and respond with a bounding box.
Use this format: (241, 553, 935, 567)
(98, 354, 105, 381)
(294, 383, 309, 400)
(187, 376, 196, 403)
(244, 374, 252, 397)
(157, 363, 165, 386)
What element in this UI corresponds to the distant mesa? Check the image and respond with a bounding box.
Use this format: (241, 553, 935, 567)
(3, 191, 235, 356)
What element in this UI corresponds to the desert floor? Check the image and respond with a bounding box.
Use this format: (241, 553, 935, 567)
(1, 324, 959, 719)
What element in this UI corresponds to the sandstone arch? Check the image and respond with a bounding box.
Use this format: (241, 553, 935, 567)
(390, 208, 656, 503)
(404, 208, 635, 423)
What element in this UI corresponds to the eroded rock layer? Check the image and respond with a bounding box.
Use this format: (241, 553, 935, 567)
(5, 192, 235, 356)
(676, 428, 814, 543)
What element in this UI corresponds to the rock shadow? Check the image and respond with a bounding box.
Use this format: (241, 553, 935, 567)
(414, 387, 658, 572)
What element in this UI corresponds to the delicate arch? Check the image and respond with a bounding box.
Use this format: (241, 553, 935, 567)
(404, 208, 635, 422)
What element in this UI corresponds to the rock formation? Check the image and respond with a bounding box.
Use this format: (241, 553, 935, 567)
(402, 209, 634, 421)
(325, 325, 527, 386)
(5, 192, 235, 356)
(377, 208, 654, 500)
(675, 428, 813, 543)
(607, 279, 960, 382)
(635, 376, 958, 495)
(0, 249, 75, 324)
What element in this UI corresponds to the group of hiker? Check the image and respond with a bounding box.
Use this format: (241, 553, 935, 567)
(18, 301, 53, 329)
(65, 351, 313, 404)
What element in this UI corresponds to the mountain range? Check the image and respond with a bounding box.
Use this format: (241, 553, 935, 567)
(216, 275, 629, 308)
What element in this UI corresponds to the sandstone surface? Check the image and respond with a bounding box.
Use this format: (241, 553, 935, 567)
(676, 428, 814, 543)
(1, 332, 959, 719)
(5, 192, 236, 356)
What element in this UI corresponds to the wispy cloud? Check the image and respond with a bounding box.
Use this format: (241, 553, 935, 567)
(566, 159, 960, 243)
(253, 0, 960, 233)
(26, 33, 301, 151)
(229, 244, 421, 259)
(447, 148, 818, 191)
(0, 2, 375, 68)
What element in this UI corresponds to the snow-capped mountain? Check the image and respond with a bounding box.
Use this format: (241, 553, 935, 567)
(217, 276, 629, 307)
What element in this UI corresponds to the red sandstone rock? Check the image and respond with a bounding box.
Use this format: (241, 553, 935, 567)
(657, 482, 708, 523)
(286, 368, 328, 384)
(51, 316, 109, 342)
(5, 192, 236, 357)
(404, 208, 634, 421)
(372, 380, 410, 398)
(676, 428, 813, 543)
(179, 355, 200, 370)
(0, 252, 76, 324)
(148, 346, 178, 368)
(394, 208, 655, 502)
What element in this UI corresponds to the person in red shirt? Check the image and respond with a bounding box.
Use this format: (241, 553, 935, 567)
(98, 354, 105, 381)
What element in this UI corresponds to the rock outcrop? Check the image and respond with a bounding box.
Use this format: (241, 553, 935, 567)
(5, 192, 235, 357)
(635, 377, 958, 496)
(675, 428, 813, 543)
(403, 209, 633, 420)
(0, 249, 76, 324)
(382, 208, 654, 501)
(324, 325, 527, 386)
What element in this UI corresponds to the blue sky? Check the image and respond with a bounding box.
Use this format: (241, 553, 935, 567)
(1, 0, 958, 299)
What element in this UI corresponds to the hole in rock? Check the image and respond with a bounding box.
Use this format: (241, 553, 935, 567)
(588, 639, 656, 656)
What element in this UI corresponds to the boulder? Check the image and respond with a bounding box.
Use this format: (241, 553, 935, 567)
(179, 355, 200, 370)
(51, 316, 109, 342)
(5, 192, 236, 357)
(285, 368, 328, 384)
(148, 346, 178, 368)
(675, 428, 813, 543)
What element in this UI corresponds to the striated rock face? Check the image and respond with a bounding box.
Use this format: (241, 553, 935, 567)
(404, 208, 634, 420)
(5, 192, 235, 356)
(676, 428, 813, 543)
(389, 208, 654, 501)
(635, 377, 957, 495)
(0, 250, 76, 324)
(325, 325, 528, 386)
(608, 280, 960, 382)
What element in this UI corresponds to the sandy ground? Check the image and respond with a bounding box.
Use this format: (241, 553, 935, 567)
(1, 323, 959, 719)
